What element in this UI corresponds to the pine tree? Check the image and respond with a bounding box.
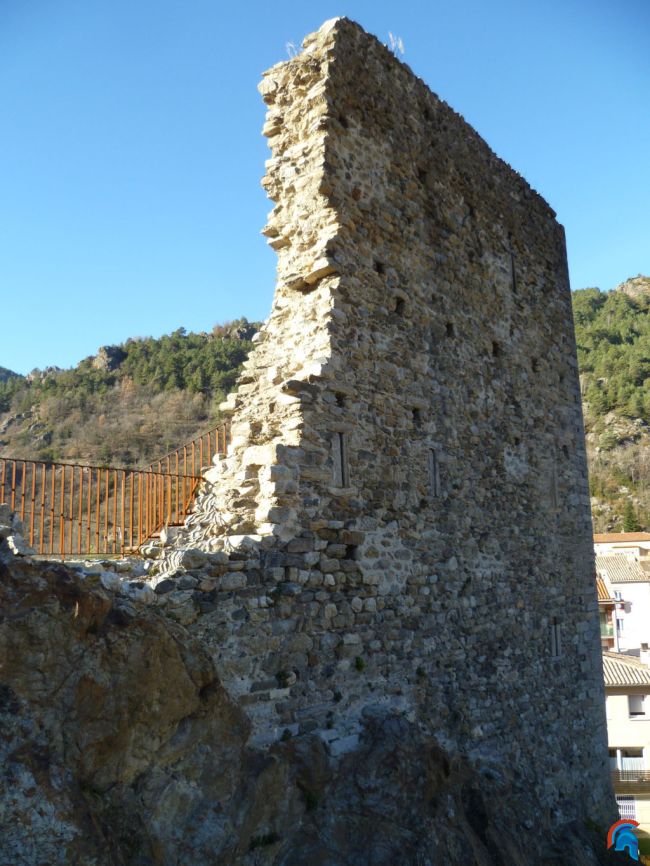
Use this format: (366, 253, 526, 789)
(623, 499, 642, 532)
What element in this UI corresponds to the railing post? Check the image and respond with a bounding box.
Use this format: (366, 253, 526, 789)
(49, 465, 56, 556)
(95, 468, 101, 555)
(59, 465, 66, 560)
(103, 469, 109, 556)
(20, 460, 26, 523)
(29, 462, 36, 549)
(145, 472, 151, 541)
(68, 464, 75, 557)
(175, 453, 179, 519)
(39, 463, 46, 555)
(11, 460, 17, 511)
(128, 470, 134, 552)
(86, 468, 92, 553)
(111, 469, 117, 555)
(120, 470, 126, 556)
(78, 467, 84, 556)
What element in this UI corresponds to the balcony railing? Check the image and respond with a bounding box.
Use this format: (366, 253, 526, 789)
(613, 769, 650, 781)
(612, 769, 650, 793)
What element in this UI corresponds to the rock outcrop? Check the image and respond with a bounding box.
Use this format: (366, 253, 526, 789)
(1, 554, 614, 866)
(91, 345, 127, 372)
(615, 274, 650, 301)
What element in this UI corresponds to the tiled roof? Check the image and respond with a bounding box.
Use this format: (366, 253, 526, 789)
(596, 576, 614, 602)
(594, 532, 650, 543)
(603, 652, 650, 687)
(596, 555, 648, 584)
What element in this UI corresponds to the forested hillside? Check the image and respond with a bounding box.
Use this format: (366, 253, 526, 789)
(3, 277, 650, 532)
(0, 366, 21, 383)
(0, 320, 257, 467)
(574, 275, 650, 531)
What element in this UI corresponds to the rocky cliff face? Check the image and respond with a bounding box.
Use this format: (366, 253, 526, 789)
(0, 552, 614, 866)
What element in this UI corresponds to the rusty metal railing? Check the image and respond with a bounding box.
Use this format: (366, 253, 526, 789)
(143, 419, 230, 477)
(0, 457, 201, 558)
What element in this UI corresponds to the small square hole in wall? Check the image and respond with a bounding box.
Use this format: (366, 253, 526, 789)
(374, 260, 385, 275)
(492, 341, 501, 358)
(394, 297, 405, 315)
(335, 393, 346, 408)
(412, 407, 422, 427)
(531, 357, 539, 373)
(446, 322, 455, 338)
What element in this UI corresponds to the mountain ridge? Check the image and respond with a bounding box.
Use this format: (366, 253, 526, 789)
(573, 274, 650, 530)
(0, 366, 22, 383)
(0, 319, 258, 467)
(3, 280, 650, 531)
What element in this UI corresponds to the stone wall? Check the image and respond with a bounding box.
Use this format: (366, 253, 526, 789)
(155, 17, 614, 829)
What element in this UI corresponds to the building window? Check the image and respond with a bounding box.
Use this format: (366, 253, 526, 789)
(332, 432, 349, 488)
(614, 590, 623, 601)
(616, 796, 637, 820)
(609, 748, 618, 770)
(629, 695, 646, 718)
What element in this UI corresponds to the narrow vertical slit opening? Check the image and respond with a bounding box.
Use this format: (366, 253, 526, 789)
(332, 432, 350, 488)
(550, 618, 562, 657)
(510, 251, 517, 294)
(428, 449, 440, 498)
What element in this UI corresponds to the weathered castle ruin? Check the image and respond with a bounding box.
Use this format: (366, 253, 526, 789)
(0, 18, 617, 866)
(160, 14, 613, 822)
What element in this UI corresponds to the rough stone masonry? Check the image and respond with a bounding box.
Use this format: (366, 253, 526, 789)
(153, 17, 614, 832)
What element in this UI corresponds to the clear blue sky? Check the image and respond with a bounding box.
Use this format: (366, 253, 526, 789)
(1, 0, 648, 375)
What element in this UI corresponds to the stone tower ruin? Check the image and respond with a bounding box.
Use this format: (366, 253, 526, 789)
(163, 17, 613, 831)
